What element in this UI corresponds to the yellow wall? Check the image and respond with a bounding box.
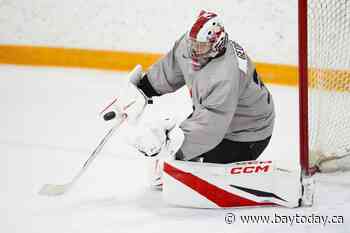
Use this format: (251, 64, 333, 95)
(4, 44, 349, 91)
(0, 45, 300, 87)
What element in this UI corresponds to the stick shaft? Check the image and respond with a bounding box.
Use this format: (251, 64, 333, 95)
(39, 64, 152, 196)
(69, 117, 126, 188)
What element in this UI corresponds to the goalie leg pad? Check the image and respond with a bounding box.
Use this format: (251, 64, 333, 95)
(144, 125, 185, 190)
(162, 160, 302, 208)
(145, 159, 164, 190)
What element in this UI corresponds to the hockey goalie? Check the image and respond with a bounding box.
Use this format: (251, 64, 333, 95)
(129, 10, 310, 208)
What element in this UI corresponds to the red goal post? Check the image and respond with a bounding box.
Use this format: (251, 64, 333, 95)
(298, 0, 309, 175)
(298, 0, 350, 175)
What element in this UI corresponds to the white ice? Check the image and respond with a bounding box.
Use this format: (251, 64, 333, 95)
(0, 65, 349, 233)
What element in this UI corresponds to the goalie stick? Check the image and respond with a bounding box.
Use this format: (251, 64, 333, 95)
(39, 65, 150, 196)
(38, 115, 127, 196)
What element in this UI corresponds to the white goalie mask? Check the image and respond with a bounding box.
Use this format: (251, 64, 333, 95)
(187, 10, 228, 69)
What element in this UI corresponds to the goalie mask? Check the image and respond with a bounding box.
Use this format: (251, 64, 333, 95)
(187, 10, 228, 70)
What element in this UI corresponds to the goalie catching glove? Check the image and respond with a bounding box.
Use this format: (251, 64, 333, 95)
(133, 118, 185, 159)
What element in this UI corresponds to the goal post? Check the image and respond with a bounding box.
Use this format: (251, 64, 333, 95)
(298, 0, 309, 175)
(298, 0, 350, 174)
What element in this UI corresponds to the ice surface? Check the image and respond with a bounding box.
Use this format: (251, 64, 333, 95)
(0, 65, 349, 233)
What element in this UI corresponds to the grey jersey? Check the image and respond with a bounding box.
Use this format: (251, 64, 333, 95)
(146, 35, 275, 160)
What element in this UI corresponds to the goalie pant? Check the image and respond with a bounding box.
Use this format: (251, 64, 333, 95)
(185, 137, 271, 163)
(137, 34, 275, 162)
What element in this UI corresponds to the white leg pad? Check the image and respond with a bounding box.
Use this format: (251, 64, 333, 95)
(162, 160, 302, 208)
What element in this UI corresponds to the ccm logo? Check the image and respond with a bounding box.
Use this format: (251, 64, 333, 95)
(230, 165, 270, 175)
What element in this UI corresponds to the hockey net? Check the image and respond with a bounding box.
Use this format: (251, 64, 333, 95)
(299, 0, 350, 173)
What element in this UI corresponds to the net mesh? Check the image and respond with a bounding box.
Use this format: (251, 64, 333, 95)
(307, 0, 350, 159)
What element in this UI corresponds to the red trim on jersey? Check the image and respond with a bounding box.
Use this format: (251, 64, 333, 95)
(189, 12, 217, 39)
(163, 162, 276, 208)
